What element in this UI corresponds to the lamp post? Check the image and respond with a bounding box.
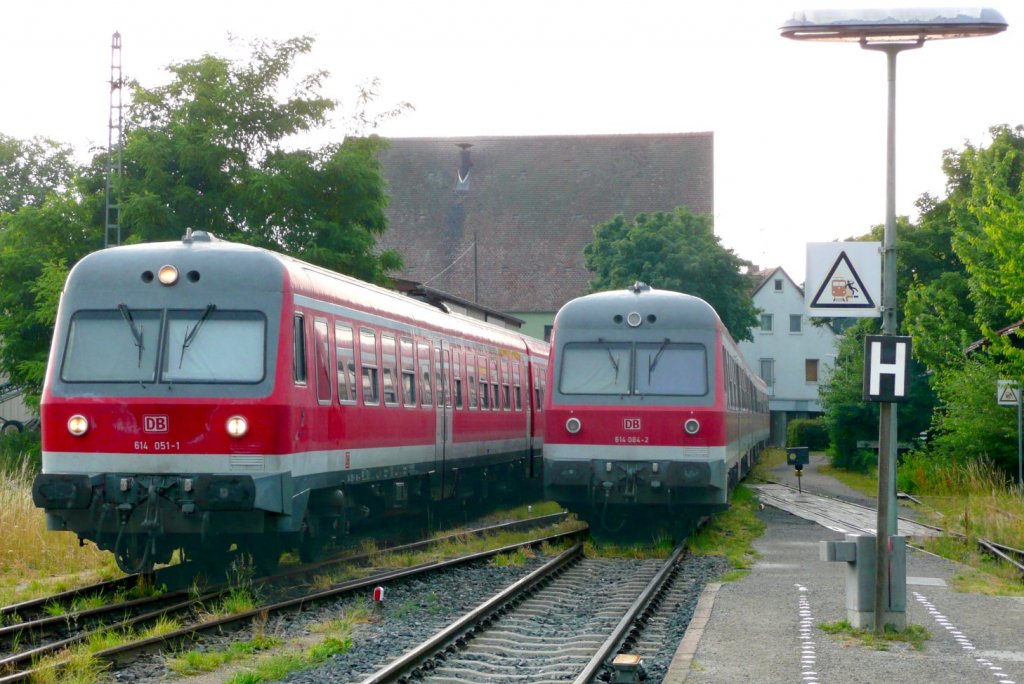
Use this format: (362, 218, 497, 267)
(781, 7, 1007, 633)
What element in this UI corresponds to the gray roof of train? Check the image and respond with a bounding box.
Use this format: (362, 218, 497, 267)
(63, 239, 284, 305)
(553, 287, 720, 334)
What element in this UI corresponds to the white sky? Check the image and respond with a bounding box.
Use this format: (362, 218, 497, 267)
(2, 1, 1020, 285)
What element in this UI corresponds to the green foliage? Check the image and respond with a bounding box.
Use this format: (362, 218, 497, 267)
(785, 418, 828, 450)
(946, 125, 1024, 345)
(583, 207, 759, 342)
(0, 134, 79, 213)
(923, 355, 1020, 475)
(0, 194, 96, 406)
(0, 431, 40, 471)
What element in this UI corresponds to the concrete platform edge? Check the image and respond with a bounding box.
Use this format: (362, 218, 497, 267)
(662, 581, 722, 683)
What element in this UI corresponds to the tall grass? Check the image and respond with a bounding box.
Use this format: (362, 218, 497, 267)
(911, 459, 1024, 551)
(0, 459, 119, 605)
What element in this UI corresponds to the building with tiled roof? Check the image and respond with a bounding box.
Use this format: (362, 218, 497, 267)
(376, 133, 714, 339)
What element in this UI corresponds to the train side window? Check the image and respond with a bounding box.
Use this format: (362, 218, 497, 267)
(418, 342, 433, 406)
(434, 348, 446, 408)
(466, 351, 478, 409)
(490, 359, 500, 410)
(513, 362, 523, 411)
(400, 337, 416, 406)
(335, 323, 356, 403)
(501, 358, 511, 411)
(452, 348, 463, 409)
(382, 334, 398, 406)
(292, 314, 307, 385)
(313, 318, 331, 404)
(479, 355, 490, 409)
(360, 329, 379, 405)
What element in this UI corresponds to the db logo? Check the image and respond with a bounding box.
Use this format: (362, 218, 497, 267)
(143, 415, 169, 433)
(623, 418, 641, 431)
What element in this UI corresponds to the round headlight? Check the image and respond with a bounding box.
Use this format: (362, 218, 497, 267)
(684, 418, 701, 435)
(226, 415, 249, 438)
(565, 417, 582, 434)
(626, 311, 643, 328)
(67, 414, 89, 437)
(158, 265, 179, 285)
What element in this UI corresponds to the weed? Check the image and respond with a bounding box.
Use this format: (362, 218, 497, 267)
(688, 485, 765, 571)
(819, 619, 930, 651)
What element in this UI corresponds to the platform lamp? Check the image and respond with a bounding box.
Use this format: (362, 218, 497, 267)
(780, 7, 1007, 633)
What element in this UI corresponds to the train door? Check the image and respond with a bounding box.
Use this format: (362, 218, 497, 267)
(434, 344, 454, 496)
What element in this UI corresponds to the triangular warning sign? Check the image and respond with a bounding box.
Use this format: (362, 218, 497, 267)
(810, 251, 876, 309)
(1000, 385, 1018, 403)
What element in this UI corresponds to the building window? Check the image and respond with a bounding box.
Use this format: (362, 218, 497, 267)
(760, 314, 773, 333)
(774, 279, 783, 292)
(544, 325, 553, 342)
(759, 358, 775, 387)
(790, 314, 802, 333)
(806, 359, 819, 383)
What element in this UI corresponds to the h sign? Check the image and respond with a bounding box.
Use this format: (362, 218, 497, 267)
(863, 335, 912, 403)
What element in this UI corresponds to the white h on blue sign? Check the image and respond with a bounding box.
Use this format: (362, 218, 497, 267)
(863, 335, 912, 403)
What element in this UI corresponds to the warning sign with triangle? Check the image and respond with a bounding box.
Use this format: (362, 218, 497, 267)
(809, 251, 876, 310)
(997, 380, 1020, 406)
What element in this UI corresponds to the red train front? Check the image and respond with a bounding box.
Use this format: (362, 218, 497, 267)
(34, 233, 547, 573)
(542, 283, 768, 532)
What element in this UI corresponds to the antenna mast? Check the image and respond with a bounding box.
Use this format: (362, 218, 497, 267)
(104, 31, 123, 248)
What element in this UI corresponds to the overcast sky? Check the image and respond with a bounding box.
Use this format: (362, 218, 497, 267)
(2, 1, 1020, 284)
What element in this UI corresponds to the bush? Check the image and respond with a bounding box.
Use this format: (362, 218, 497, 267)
(828, 445, 878, 473)
(786, 418, 829, 450)
(0, 430, 40, 472)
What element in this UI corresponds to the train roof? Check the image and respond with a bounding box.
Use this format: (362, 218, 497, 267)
(553, 283, 722, 333)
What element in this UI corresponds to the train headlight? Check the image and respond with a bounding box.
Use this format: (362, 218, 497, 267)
(626, 311, 642, 327)
(67, 414, 89, 437)
(226, 415, 249, 438)
(565, 417, 582, 434)
(158, 265, 179, 285)
(684, 418, 701, 435)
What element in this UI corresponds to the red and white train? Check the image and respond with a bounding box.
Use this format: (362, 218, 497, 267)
(543, 283, 769, 532)
(33, 232, 548, 573)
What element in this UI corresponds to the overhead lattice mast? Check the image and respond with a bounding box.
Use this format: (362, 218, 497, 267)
(104, 31, 123, 248)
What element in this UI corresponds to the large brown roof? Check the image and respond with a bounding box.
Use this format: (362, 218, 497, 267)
(376, 133, 714, 313)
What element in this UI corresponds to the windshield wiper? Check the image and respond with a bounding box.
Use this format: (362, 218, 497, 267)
(118, 304, 145, 367)
(648, 338, 670, 380)
(605, 345, 620, 383)
(178, 304, 217, 369)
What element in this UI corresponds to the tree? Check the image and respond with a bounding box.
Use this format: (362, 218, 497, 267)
(119, 35, 402, 284)
(0, 193, 98, 407)
(583, 207, 760, 342)
(0, 134, 79, 215)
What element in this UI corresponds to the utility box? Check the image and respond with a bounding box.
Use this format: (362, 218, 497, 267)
(786, 447, 809, 468)
(820, 534, 906, 629)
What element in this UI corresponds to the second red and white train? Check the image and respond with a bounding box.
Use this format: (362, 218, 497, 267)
(542, 283, 769, 532)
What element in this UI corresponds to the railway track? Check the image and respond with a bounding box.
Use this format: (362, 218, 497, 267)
(0, 512, 575, 683)
(755, 481, 1024, 575)
(358, 542, 697, 683)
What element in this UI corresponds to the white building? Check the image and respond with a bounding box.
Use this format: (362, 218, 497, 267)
(739, 267, 839, 445)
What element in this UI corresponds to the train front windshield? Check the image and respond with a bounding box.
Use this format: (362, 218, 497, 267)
(61, 308, 266, 384)
(558, 341, 707, 396)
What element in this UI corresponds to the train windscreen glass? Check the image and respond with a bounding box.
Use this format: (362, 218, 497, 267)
(560, 342, 632, 394)
(62, 309, 162, 382)
(164, 310, 265, 383)
(635, 342, 707, 396)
